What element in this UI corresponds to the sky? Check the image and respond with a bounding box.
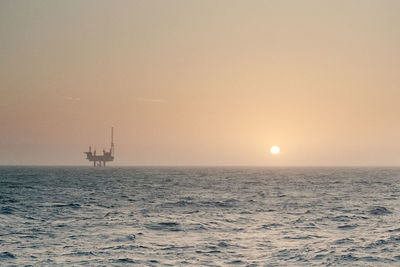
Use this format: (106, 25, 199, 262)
(1, 0, 400, 166)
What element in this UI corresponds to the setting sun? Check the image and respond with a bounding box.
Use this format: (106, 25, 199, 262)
(270, 146, 280, 155)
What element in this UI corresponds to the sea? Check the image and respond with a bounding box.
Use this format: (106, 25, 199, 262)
(0, 166, 399, 266)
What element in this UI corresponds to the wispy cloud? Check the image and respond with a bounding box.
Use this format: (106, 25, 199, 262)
(65, 96, 81, 102)
(135, 97, 166, 103)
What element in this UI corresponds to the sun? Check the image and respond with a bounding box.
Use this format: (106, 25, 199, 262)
(270, 146, 280, 155)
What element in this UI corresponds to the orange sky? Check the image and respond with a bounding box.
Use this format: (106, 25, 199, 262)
(1, 0, 400, 165)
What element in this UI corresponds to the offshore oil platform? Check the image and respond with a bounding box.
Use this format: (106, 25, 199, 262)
(84, 127, 114, 167)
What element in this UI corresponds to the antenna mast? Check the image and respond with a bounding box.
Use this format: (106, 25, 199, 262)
(111, 127, 114, 156)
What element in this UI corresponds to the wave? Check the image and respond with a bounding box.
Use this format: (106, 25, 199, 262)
(64, 251, 96, 257)
(0, 252, 16, 259)
(259, 223, 283, 230)
(369, 206, 391, 215)
(195, 249, 221, 254)
(338, 224, 358, 230)
(0, 206, 17, 215)
(338, 254, 392, 263)
(145, 222, 181, 231)
(160, 199, 239, 208)
(161, 245, 194, 251)
(111, 234, 136, 242)
(332, 238, 354, 245)
(51, 203, 81, 209)
(113, 258, 137, 263)
(226, 260, 245, 264)
(283, 234, 324, 240)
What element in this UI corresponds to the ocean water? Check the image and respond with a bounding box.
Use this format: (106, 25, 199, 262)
(1, 167, 399, 266)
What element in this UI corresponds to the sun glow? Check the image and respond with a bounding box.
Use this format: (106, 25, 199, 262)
(270, 146, 280, 155)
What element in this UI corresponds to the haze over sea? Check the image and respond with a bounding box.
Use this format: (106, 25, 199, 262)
(1, 166, 399, 266)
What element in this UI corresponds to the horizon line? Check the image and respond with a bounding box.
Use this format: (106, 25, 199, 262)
(1, 164, 400, 168)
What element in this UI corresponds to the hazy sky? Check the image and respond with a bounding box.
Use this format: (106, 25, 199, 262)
(1, 0, 400, 166)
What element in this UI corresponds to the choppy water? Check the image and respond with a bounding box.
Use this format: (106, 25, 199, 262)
(1, 167, 400, 266)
